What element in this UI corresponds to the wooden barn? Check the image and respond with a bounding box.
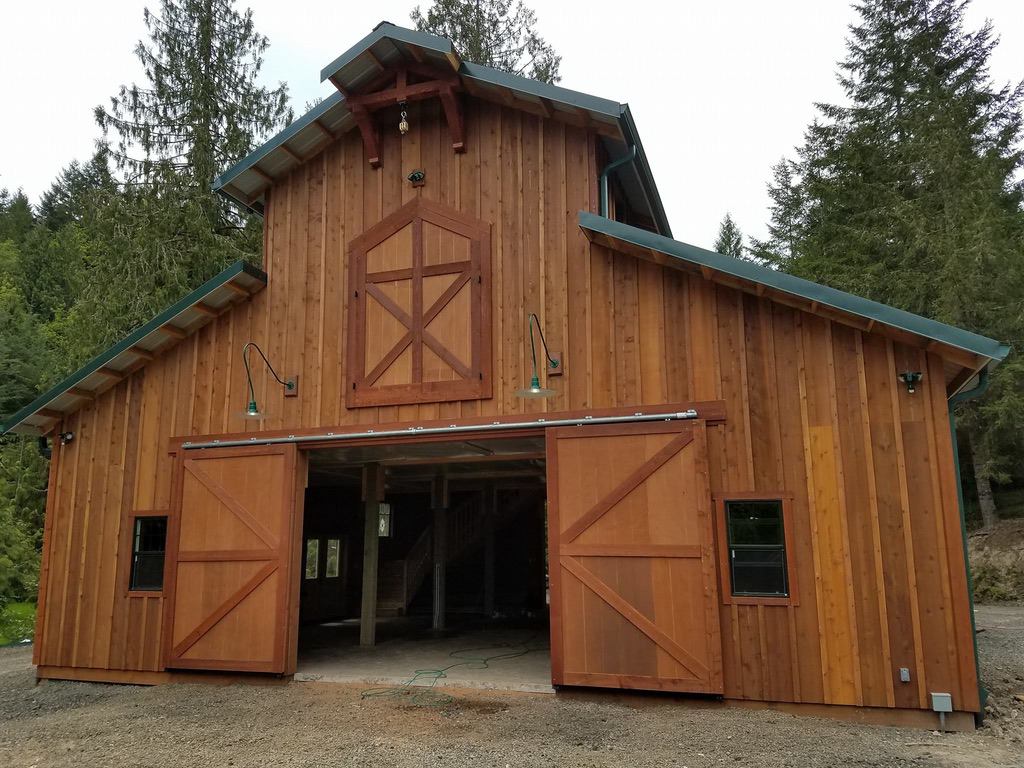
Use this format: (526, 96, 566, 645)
(3, 22, 1009, 731)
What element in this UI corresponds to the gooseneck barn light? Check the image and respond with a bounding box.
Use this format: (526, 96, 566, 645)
(515, 313, 561, 399)
(241, 342, 296, 419)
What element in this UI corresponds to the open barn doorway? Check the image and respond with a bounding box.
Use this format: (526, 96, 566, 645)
(294, 436, 552, 692)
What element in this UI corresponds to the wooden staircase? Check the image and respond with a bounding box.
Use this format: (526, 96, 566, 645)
(376, 488, 542, 615)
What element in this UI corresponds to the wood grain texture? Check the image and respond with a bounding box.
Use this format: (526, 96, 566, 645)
(547, 421, 723, 695)
(32, 98, 979, 714)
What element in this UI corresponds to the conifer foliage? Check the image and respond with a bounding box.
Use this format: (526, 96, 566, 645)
(96, 0, 291, 195)
(714, 213, 745, 259)
(0, 0, 292, 608)
(412, 0, 562, 83)
(759, 0, 1024, 525)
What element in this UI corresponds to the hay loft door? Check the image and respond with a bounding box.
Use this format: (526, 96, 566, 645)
(547, 420, 723, 694)
(162, 445, 302, 673)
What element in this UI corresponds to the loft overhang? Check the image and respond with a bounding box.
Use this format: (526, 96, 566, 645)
(212, 22, 671, 236)
(578, 211, 1010, 395)
(1, 261, 267, 436)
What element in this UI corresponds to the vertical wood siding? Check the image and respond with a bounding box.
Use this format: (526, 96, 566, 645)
(35, 100, 978, 713)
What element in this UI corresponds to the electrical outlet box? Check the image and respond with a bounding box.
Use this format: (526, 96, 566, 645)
(548, 352, 563, 377)
(285, 375, 299, 397)
(931, 692, 953, 713)
(899, 667, 911, 683)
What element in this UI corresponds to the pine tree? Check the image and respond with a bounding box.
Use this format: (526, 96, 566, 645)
(714, 214, 745, 258)
(96, 0, 291, 193)
(412, 0, 562, 83)
(81, 0, 292, 351)
(770, 0, 1024, 525)
(37, 154, 115, 232)
(750, 159, 805, 268)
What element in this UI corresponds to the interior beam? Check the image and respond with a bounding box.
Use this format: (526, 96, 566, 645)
(359, 463, 384, 646)
(431, 475, 449, 632)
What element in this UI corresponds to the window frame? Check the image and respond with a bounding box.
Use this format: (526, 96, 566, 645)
(126, 512, 169, 595)
(304, 538, 321, 581)
(324, 538, 341, 579)
(713, 493, 798, 606)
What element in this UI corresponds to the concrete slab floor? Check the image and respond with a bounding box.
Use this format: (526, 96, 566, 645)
(295, 616, 553, 693)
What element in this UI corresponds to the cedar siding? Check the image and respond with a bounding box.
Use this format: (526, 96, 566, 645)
(33, 93, 978, 715)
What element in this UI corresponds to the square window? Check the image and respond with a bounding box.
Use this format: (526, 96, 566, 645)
(129, 516, 167, 591)
(725, 499, 788, 598)
(325, 539, 340, 578)
(305, 539, 320, 580)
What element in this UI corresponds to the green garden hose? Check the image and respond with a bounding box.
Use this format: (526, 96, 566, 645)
(360, 635, 542, 707)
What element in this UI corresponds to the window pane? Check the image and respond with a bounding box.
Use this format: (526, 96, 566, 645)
(726, 500, 784, 546)
(731, 549, 788, 596)
(130, 517, 167, 591)
(325, 539, 340, 578)
(305, 539, 320, 579)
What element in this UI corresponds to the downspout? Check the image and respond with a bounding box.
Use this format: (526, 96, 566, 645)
(599, 146, 637, 218)
(947, 368, 990, 724)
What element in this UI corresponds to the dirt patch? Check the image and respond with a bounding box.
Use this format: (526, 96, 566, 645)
(0, 608, 1022, 767)
(975, 602, 1024, 743)
(969, 520, 1024, 601)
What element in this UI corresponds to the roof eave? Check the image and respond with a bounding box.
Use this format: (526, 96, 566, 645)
(1, 261, 268, 436)
(578, 211, 1009, 370)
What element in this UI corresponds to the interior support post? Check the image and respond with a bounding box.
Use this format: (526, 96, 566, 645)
(360, 463, 384, 646)
(482, 484, 496, 617)
(431, 475, 449, 631)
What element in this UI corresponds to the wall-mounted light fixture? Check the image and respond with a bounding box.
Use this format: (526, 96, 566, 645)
(407, 169, 425, 187)
(898, 371, 923, 394)
(242, 342, 297, 420)
(59, 431, 74, 445)
(398, 101, 410, 135)
(515, 313, 561, 399)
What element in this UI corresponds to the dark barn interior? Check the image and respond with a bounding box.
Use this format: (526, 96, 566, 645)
(295, 437, 552, 689)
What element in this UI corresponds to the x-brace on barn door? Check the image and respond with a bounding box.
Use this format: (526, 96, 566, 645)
(547, 420, 724, 693)
(162, 444, 302, 673)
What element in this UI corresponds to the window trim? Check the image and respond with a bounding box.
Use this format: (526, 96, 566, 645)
(713, 493, 798, 606)
(304, 538, 321, 580)
(126, 511, 169, 596)
(324, 538, 341, 579)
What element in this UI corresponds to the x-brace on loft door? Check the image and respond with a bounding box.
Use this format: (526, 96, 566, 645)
(547, 420, 723, 693)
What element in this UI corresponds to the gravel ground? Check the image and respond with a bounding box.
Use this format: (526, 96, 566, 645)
(0, 605, 1021, 768)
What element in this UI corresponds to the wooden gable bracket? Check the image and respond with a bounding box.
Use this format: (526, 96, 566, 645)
(342, 64, 466, 166)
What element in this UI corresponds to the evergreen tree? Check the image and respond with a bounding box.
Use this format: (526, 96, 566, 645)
(714, 213, 745, 258)
(767, 0, 1024, 525)
(95, 0, 291, 199)
(37, 154, 116, 232)
(412, 0, 562, 83)
(81, 0, 292, 350)
(749, 159, 805, 268)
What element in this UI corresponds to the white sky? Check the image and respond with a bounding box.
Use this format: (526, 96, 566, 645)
(2, 0, 1021, 247)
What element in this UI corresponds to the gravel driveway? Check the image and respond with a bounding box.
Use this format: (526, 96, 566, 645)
(1, 604, 1021, 768)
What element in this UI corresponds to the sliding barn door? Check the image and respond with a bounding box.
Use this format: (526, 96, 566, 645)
(547, 420, 723, 694)
(162, 445, 302, 673)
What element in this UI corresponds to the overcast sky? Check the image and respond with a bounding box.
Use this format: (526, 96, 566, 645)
(2, 0, 1022, 247)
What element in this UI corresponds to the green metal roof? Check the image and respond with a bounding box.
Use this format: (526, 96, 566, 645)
(579, 211, 1010, 367)
(1, 261, 268, 436)
(213, 22, 672, 236)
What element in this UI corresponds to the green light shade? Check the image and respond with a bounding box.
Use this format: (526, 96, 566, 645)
(516, 374, 557, 399)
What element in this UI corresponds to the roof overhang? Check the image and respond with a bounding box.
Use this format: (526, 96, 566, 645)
(1, 261, 267, 436)
(213, 22, 671, 236)
(578, 211, 1010, 390)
